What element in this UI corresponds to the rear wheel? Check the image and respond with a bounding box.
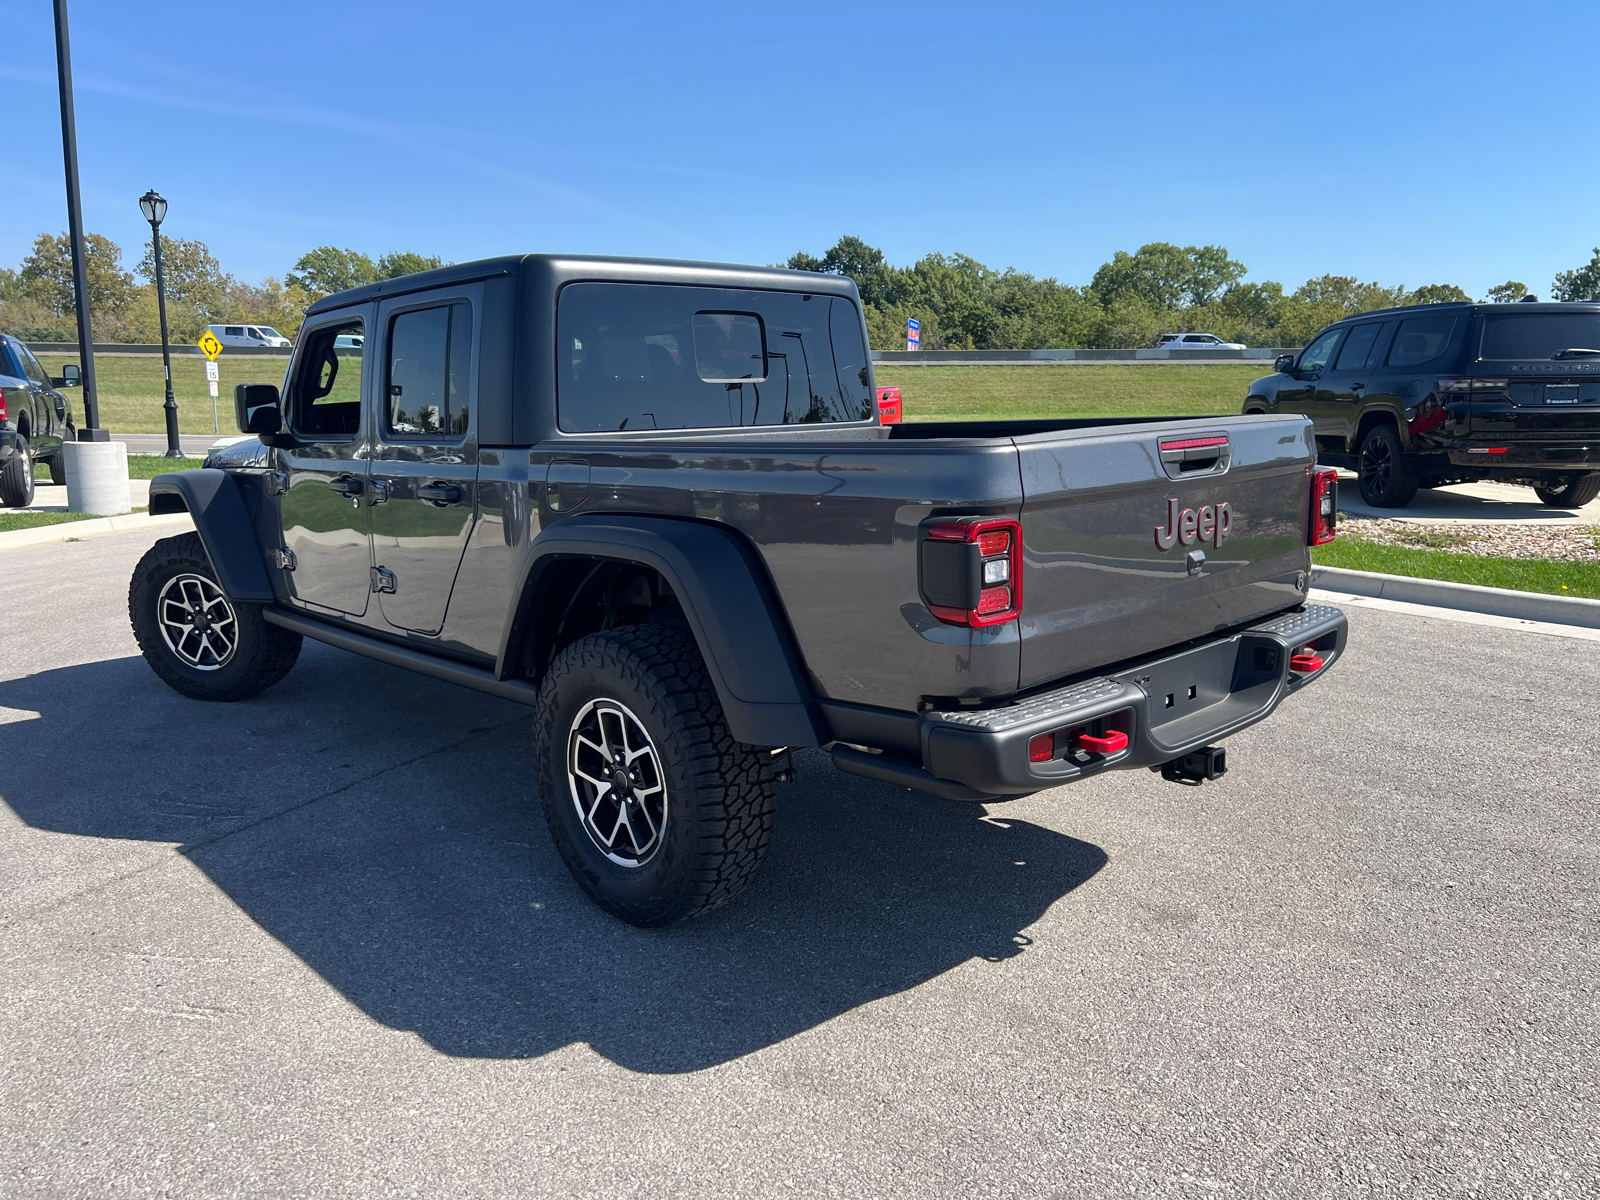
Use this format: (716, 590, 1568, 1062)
(533, 623, 775, 926)
(129, 532, 302, 701)
(46, 454, 66, 486)
(1533, 474, 1600, 508)
(1, 435, 35, 507)
(1357, 424, 1419, 508)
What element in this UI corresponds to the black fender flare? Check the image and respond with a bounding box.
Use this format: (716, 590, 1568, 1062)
(147, 469, 276, 603)
(501, 514, 827, 749)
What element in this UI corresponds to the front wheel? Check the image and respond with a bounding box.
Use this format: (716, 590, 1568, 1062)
(1533, 474, 1600, 508)
(129, 531, 302, 701)
(1, 435, 35, 507)
(1357, 424, 1419, 508)
(533, 624, 775, 926)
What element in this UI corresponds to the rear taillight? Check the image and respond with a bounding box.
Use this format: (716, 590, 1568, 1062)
(0, 387, 7, 423)
(1438, 377, 1508, 393)
(921, 517, 1024, 627)
(1308, 465, 1338, 545)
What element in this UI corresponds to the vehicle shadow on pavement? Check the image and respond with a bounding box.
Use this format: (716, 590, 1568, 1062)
(1, 648, 1106, 1073)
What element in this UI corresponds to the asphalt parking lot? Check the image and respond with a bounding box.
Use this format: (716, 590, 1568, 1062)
(2, 527, 1596, 1198)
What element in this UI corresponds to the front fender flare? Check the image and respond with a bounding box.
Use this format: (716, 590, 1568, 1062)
(147, 469, 275, 603)
(502, 515, 827, 749)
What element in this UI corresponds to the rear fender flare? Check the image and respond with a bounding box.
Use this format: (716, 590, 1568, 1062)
(147, 469, 276, 603)
(500, 514, 827, 749)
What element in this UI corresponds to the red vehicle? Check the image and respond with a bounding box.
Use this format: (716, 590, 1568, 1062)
(876, 385, 902, 423)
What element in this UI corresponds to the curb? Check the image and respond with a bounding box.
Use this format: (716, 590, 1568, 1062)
(0, 512, 193, 553)
(1311, 565, 1600, 630)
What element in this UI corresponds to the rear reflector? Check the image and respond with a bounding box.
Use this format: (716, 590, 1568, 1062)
(1467, 447, 1509, 454)
(1074, 730, 1129, 754)
(1028, 733, 1054, 762)
(1159, 435, 1229, 452)
(1290, 654, 1324, 673)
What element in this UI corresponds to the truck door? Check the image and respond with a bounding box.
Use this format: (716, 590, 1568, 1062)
(367, 291, 479, 636)
(278, 308, 374, 617)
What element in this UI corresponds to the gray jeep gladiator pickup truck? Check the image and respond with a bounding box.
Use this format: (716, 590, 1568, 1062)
(129, 254, 1347, 925)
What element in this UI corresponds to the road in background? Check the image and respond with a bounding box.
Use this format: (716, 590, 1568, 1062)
(1, 528, 1595, 1198)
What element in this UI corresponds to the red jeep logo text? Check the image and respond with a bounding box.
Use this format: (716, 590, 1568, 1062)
(1155, 498, 1231, 551)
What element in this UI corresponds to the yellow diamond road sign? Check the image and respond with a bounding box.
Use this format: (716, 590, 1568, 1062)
(198, 331, 223, 361)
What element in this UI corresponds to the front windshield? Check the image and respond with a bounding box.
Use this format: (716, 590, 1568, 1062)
(1481, 313, 1600, 359)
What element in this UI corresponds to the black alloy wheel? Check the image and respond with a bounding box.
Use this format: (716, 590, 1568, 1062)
(0, 435, 35, 507)
(1356, 424, 1418, 508)
(533, 623, 776, 927)
(1533, 474, 1600, 509)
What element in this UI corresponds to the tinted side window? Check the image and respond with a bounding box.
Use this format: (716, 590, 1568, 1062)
(557, 283, 874, 432)
(1388, 316, 1461, 368)
(0, 340, 20, 379)
(387, 303, 471, 438)
(1334, 323, 1382, 370)
(1298, 329, 1342, 375)
(288, 320, 363, 438)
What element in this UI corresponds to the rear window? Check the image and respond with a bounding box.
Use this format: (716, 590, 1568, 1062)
(1387, 316, 1462, 368)
(557, 283, 874, 432)
(1480, 312, 1600, 360)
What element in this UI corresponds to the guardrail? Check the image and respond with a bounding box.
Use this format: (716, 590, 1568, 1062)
(872, 348, 1296, 365)
(26, 342, 292, 356)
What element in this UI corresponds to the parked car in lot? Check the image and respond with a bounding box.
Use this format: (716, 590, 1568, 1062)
(205, 324, 293, 348)
(131, 254, 1346, 926)
(1157, 333, 1247, 350)
(1244, 302, 1600, 508)
(0, 332, 78, 504)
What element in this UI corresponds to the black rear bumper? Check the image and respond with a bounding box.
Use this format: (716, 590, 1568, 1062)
(832, 604, 1347, 799)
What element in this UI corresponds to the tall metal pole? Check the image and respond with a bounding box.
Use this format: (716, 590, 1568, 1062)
(51, 0, 105, 441)
(150, 231, 181, 457)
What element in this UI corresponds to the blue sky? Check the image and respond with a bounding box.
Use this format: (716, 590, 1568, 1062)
(3, 1, 1596, 299)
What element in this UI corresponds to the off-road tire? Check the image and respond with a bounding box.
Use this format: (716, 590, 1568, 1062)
(129, 532, 302, 702)
(46, 453, 66, 486)
(1357, 423, 1419, 508)
(1, 435, 34, 507)
(533, 624, 776, 926)
(1533, 474, 1600, 508)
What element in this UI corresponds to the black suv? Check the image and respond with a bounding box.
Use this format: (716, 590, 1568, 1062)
(0, 333, 78, 506)
(1245, 301, 1600, 508)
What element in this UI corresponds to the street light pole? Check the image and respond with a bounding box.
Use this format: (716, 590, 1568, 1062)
(139, 190, 181, 458)
(52, 0, 104, 441)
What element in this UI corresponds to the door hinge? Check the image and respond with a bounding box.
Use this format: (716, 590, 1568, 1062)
(369, 566, 397, 594)
(366, 479, 390, 506)
(268, 471, 289, 496)
(269, 547, 296, 571)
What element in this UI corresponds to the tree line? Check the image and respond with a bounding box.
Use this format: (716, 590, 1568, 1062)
(5, 230, 1600, 350)
(0, 235, 445, 346)
(788, 237, 1600, 350)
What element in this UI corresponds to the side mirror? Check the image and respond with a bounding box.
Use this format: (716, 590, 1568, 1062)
(234, 383, 282, 435)
(52, 362, 81, 388)
(1274, 354, 1296, 374)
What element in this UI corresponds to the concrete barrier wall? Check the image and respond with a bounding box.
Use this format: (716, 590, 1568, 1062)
(26, 342, 293, 357)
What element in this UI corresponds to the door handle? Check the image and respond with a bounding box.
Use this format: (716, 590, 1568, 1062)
(417, 482, 462, 506)
(1350, 382, 1366, 392)
(328, 475, 364, 497)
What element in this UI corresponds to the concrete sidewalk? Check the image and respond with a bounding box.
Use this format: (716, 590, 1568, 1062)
(1337, 470, 1600, 525)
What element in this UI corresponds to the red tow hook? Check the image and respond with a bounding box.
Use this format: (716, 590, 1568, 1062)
(1289, 653, 1324, 673)
(1074, 730, 1129, 754)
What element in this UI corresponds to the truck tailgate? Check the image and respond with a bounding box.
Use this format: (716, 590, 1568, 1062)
(1017, 415, 1314, 689)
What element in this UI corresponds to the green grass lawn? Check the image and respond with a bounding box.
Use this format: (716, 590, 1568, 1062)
(877, 363, 1264, 421)
(0, 509, 97, 533)
(38, 454, 205, 480)
(36, 353, 289, 435)
(1313, 539, 1600, 599)
(34, 355, 1263, 431)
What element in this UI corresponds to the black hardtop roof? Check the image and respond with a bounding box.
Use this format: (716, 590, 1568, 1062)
(1326, 300, 1600, 327)
(304, 253, 856, 316)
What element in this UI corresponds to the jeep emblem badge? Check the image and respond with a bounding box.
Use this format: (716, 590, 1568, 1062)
(1155, 498, 1231, 551)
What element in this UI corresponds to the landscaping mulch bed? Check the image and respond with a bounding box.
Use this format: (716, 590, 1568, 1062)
(1337, 514, 1600, 563)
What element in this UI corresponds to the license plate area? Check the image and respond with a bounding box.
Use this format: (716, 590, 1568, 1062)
(1115, 635, 1286, 754)
(1546, 384, 1581, 405)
